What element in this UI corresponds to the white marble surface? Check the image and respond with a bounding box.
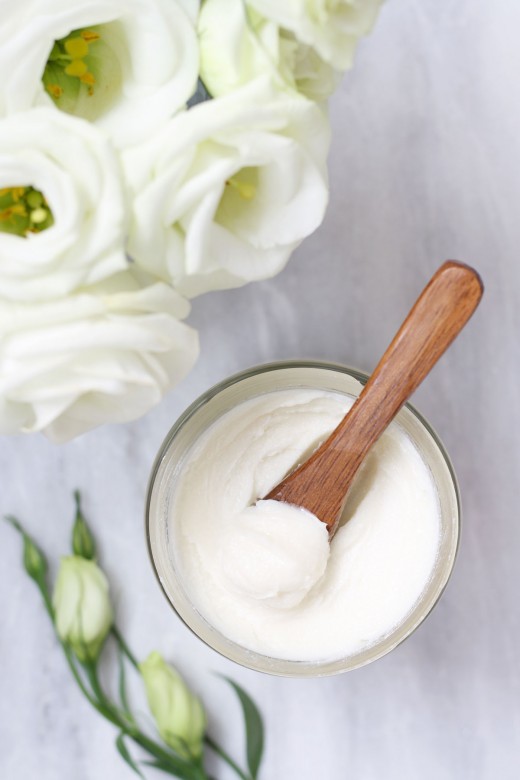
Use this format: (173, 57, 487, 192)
(2, 1, 520, 778)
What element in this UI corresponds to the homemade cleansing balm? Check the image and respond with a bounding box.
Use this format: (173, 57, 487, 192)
(147, 363, 460, 676)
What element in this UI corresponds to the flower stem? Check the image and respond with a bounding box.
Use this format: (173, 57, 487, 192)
(7, 516, 252, 780)
(205, 735, 252, 780)
(61, 646, 100, 708)
(15, 538, 200, 777)
(32, 576, 101, 708)
(112, 624, 139, 669)
(83, 662, 206, 778)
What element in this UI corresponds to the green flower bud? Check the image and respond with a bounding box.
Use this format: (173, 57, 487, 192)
(139, 651, 206, 759)
(71, 491, 96, 560)
(23, 535, 47, 582)
(53, 556, 113, 664)
(5, 515, 47, 584)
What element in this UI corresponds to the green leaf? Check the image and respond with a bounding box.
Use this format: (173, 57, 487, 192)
(221, 677, 264, 780)
(115, 733, 145, 779)
(117, 644, 135, 725)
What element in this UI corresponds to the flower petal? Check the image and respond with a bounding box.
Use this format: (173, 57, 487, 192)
(124, 77, 330, 298)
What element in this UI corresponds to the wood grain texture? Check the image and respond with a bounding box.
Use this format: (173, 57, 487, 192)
(266, 261, 483, 535)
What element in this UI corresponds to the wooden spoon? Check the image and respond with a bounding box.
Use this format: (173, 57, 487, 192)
(265, 260, 483, 538)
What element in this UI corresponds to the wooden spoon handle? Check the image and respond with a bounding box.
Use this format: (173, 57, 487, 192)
(266, 261, 483, 533)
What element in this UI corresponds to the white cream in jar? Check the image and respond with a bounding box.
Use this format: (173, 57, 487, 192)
(170, 388, 441, 662)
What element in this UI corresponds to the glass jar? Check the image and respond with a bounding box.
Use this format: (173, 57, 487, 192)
(146, 361, 460, 677)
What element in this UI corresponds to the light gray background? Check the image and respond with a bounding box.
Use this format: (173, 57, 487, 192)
(1, 0, 519, 778)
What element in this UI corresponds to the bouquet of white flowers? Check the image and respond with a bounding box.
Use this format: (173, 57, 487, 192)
(0, 0, 383, 442)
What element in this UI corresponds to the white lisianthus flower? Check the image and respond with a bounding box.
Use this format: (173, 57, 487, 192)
(0, 270, 199, 442)
(140, 651, 206, 759)
(53, 556, 113, 664)
(0, 0, 198, 147)
(248, 0, 384, 70)
(124, 77, 330, 298)
(0, 108, 127, 302)
(198, 0, 340, 102)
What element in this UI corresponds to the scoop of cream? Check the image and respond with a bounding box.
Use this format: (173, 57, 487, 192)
(220, 499, 330, 609)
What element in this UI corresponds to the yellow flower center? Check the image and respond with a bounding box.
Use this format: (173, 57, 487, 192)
(215, 167, 259, 230)
(65, 59, 88, 78)
(0, 187, 54, 238)
(41, 25, 122, 122)
(226, 177, 257, 200)
(64, 37, 89, 59)
(42, 28, 101, 103)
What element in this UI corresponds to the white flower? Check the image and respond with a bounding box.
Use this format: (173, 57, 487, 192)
(0, 108, 127, 302)
(198, 0, 340, 102)
(0, 0, 198, 147)
(139, 651, 206, 759)
(248, 0, 384, 70)
(124, 77, 330, 298)
(0, 270, 199, 442)
(290, 40, 342, 101)
(53, 555, 113, 664)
